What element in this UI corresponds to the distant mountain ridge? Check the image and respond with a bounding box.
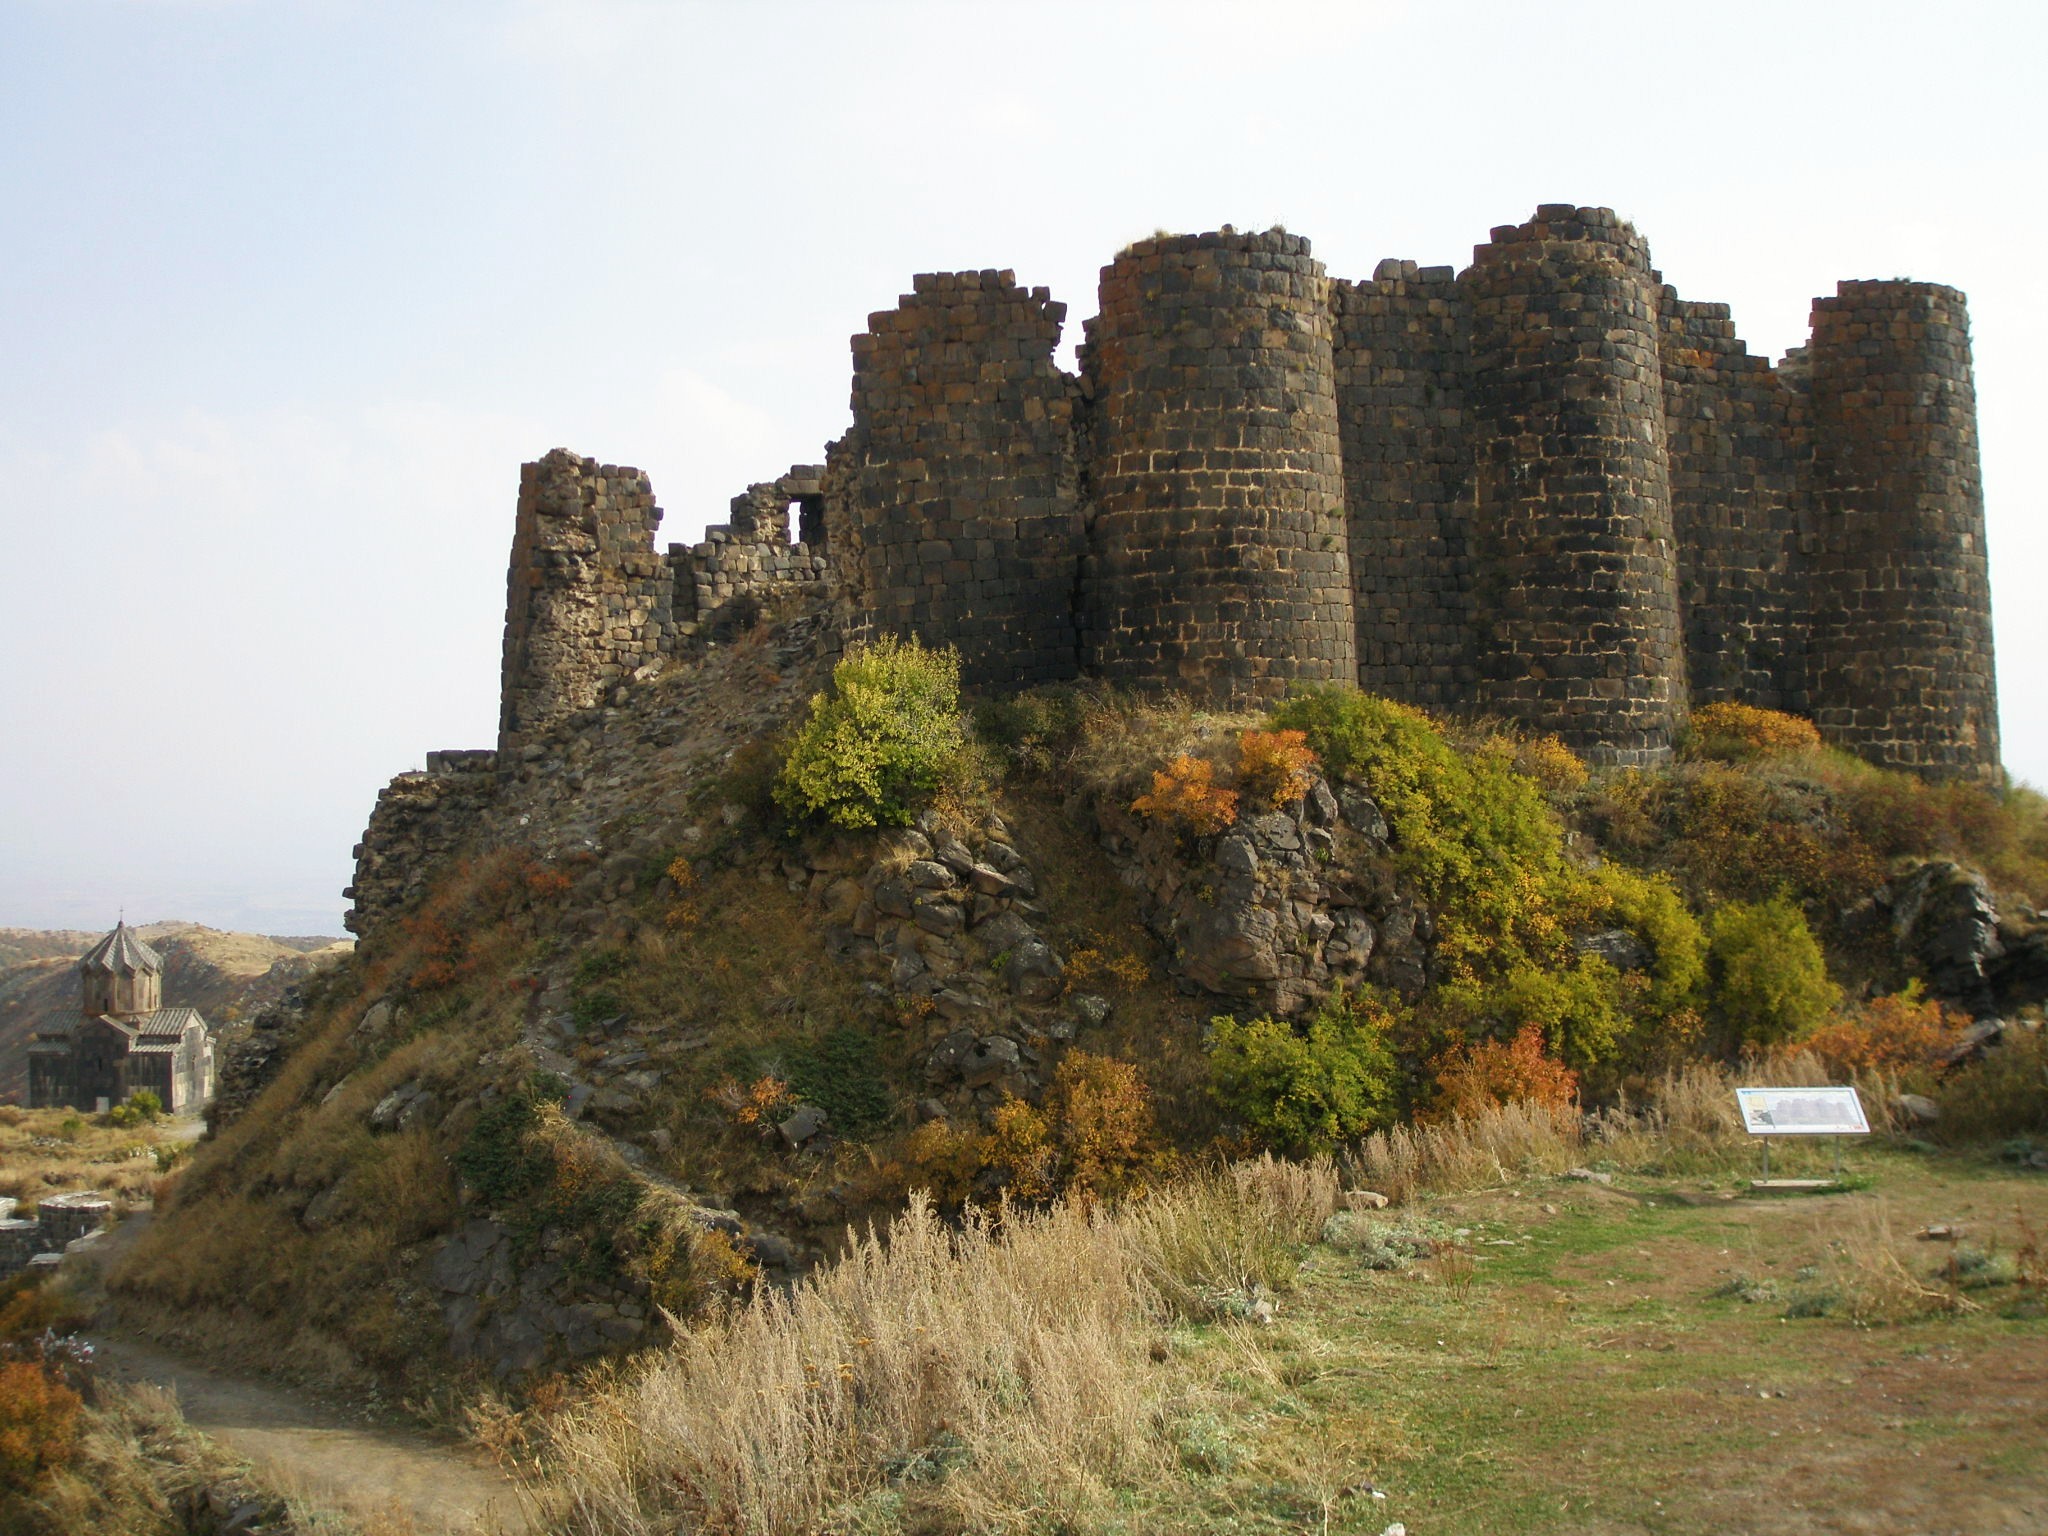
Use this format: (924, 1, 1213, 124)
(0, 922, 352, 1103)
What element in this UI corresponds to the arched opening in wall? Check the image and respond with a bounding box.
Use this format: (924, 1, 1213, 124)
(795, 494, 826, 550)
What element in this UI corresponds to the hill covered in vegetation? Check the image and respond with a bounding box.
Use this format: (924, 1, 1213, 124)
(93, 614, 2047, 1396)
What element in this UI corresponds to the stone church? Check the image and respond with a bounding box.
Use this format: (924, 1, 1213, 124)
(26, 922, 215, 1113)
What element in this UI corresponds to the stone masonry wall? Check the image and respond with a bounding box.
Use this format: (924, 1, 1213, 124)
(499, 450, 673, 757)
(1080, 229, 1355, 705)
(343, 751, 500, 935)
(1333, 261, 1474, 706)
(669, 464, 831, 643)
(1463, 206, 1686, 765)
(1658, 287, 1810, 712)
(1805, 281, 2000, 780)
(357, 212, 2007, 950)
(828, 271, 1083, 688)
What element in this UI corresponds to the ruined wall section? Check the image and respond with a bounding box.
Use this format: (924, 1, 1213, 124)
(343, 751, 500, 936)
(499, 450, 672, 757)
(1463, 206, 1685, 765)
(1657, 288, 1810, 712)
(1333, 261, 1474, 706)
(1805, 281, 2000, 779)
(669, 465, 832, 644)
(1080, 230, 1354, 705)
(828, 271, 1082, 689)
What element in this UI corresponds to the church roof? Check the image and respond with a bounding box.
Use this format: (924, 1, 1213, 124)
(135, 1006, 204, 1039)
(79, 921, 162, 977)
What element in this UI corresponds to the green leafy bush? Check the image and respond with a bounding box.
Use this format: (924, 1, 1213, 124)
(1706, 895, 1838, 1046)
(784, 1029, 895, 1138)
(775, 636, 967, 829)
(1268, 687, 1577, 980)
(1208, 991, 1398, 1156)
(1268, 685, 1708, 1072)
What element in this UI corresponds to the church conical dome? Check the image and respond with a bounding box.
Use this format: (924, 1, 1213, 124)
(79, 921, 163, 977)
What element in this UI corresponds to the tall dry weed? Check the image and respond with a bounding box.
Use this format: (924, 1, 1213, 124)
(1347, 1100, 1582, 1205)
(538, 1197, 1168, 1536)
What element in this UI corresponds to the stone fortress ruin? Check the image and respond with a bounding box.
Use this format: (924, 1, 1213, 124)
(348, 203, 2002, 932)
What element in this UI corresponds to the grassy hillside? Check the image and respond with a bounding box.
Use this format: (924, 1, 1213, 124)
(76, 632, 2048, 1531)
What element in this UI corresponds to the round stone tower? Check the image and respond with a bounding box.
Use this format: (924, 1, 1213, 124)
(1079, 229, 1354, 705)
(1804, 281, 2000, 781)
(1463, 205, 1685, 765)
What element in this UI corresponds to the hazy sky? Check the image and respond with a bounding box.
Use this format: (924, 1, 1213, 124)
(2, 0, 2043, 936)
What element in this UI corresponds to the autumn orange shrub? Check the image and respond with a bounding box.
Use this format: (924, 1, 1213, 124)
(1236, 728, 1319, 808)
(523, 863, 574, 900)
(1131, 754, 1238, 835)
(888, 1052, 1162, 1208)
(1687, 702, 1823, 762)
(1428, 1024, 1580, 1122)
(982, 1098, 1060, 1204)
(707, 1075, 795, 1129)
(1042, 1051, 1159, 1202)
(1790, 988, 1967, 1077)
(0, 1361, 80, 1494)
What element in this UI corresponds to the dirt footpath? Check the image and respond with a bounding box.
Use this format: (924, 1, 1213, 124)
(94, 1334, 533, 1534)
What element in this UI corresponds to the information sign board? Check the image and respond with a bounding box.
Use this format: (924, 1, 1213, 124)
(1735, 1085, 1869, 1137)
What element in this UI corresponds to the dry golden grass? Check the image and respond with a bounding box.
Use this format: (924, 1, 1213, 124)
(1348, 1099, 1585, 1205)
(528, 1157, 1343, 1535)
(535, 1196, 1168, 1536)
(0, 1107, 184, 1212)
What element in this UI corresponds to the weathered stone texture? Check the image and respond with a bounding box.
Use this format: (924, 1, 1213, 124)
(1805, 281, 2000, 780)
(1464, 206, 1686, 766)
(830, 270, 1083, 687)
(358, 210, 2007, 941)
(1334, 261, 1474, 706)
(1080, 230, 1356, 705)
(499, 450, 673, 756)
(343, 751, 500, 935)
(669, 465, 832, 643)
(1658, 286, 1810, 712)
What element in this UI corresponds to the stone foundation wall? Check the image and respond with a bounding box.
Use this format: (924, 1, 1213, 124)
(1080, 230, 1355, 705)
(1464, 206, 1686, 765)
(1805, 281, 2000, 780)
(830, 271, 1083, 688)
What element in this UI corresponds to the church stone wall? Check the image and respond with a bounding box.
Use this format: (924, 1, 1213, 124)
(1079, 230, 1355, 705)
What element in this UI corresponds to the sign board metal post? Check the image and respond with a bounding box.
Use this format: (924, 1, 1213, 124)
(1735, 1086, 1870, 1190)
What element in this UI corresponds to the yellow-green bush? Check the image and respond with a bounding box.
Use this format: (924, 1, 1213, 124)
(1269, 686, 1708, 1073)
(774, 636, 966, 828)
(1207, 990, 1398, 1156)
(1685, 702, 1823, 761)
(1706, 895, 1839, 1046)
